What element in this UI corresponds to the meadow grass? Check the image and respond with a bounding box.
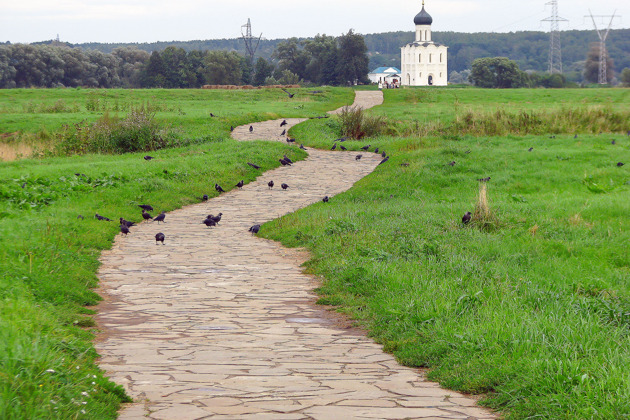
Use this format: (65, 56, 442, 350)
(263, 88, 630, 418)
(0, 87, 343, 418)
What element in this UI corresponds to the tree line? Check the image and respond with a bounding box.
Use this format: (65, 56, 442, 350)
(0, 30, 369, 89)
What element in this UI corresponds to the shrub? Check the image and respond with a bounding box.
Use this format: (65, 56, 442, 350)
(338, 105, 385, 139)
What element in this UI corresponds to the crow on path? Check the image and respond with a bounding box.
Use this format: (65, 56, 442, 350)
(120, 224, 130, 236)
(249, 126, 254, 132)
(215, 184, 225, 193)
(142, 210, 152, 221)
(283, 155, 293, 164)
(153, 212, 166, 224)
(280, 120, 288, 127)
(462, 212, 472, 225)
(286, 138, 296, 143)
(202, 194, 209, 201)
(247, 162, 261, 169)
(300, 144, 307, 150)
(281, 183, 289, 190)
(280, 158, 292, 166)
(281, 129, 286, 136)
(155, 232, 165, 245)
(120, 218, 135, 228)
(236, 180, 244, 189)
(249, 224, 261, 234)
(355, 155, 362, 160)
(268, 180, 274, 189)
(203, 218, 216, 227)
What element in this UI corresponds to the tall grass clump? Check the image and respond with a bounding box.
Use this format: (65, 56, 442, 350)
(56, 105, 181, 156)
(338, 105, 385, 139)
(472, 181, 500, 232)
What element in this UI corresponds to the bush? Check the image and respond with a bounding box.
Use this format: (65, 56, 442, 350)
(338, 105, 385, 139)
(56, 105, 180, 155)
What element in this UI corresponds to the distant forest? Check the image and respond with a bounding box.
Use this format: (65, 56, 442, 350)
(63, 28, 630, 82)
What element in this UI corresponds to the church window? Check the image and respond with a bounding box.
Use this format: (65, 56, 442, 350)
(418, 53, 421, 63)
(440, 53, 443, 63)
(429, 54, 432, 63)
(425, 30, 428, 40)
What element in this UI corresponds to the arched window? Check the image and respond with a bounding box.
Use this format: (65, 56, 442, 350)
(425, 30, 428, 40)
(440, 53, 443, 63)
(418, 53, 421, 63)
(429, 54, 432, 63)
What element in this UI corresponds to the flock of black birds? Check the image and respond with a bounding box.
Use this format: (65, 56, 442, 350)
(94, 203, 167, 245)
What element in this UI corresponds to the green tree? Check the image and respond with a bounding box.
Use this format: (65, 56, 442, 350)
(272, 38, 309, 80)
(335, 29, 369, 85)
(302, 34, 338, 84)
(203, 51, 242, 85)
(583, 43, 614, 84)
(253, 57, 274, 86)
(141, 51, 166, 87)
(621, 68, 630, 87)
(470, 57, 524, 88)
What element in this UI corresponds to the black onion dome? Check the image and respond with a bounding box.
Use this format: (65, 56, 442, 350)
(414, 6, 433, 25)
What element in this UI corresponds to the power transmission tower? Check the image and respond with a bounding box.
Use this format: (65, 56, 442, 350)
(241, 19, 262, 64)
(542, 1, 568, 74)
(586, 10, 619, 84)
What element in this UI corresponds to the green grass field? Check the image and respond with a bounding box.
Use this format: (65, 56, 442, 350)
(1, 86, 630, 419)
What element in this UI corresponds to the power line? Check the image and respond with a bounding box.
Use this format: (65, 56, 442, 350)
(541, 1, 568, 74)
(241, 18, 262, 64)
(586, 10, 620, 84)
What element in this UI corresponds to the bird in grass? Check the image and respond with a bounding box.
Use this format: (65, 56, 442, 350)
(230, 126, 234, 132)
(153, 211, 166, 224)
(300, 144, 307, 150)
(462, 211, 472, 225)
(355, 155, 362, 160)
(611, 139, 616, 145)
(361, 145, 370, 151)
(331, 143, 337, 150)
(340, 145, 347, 151)
(281, 88, 295, 98)
(202, 194, 209, 201)
(448, 161, 456, 166)
(120, 224, 130, 236)
(574, 134, 578, 139)
(120, 218, 135, 228)
(281, 129, 286, 136)
(210, 113, 216, 117)
(95, 213, 111, 221)
(478, 177, 491, 182)
(379, 156, 389, 165)
(618, 162, 625, 167)
(249, 224, 261, 234)
(142, 210, 152, 221)
(279, 158, 292, 166)
(283, 155, 293, 164)
(203, 218, 216, 227)
(322, 196, 329, 203)
(215, 184, 225, 193)
(280, 120, 288, 127)
(374, 147, 379, 154)
(281, 183, 289, 190)
(77, 215, 84, 220)
(381, 151, 386, 158)
(155, 232, 165, 245)
(249, 125, 254, 132)
(236, 180, 244, 189)
(138, 204, 154, 211)
(247, 162, 261, 169)
(144, 155, 154, 161)
(268, 180, 274, 189)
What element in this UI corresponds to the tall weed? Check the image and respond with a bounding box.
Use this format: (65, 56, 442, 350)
(338, 105, 385, 139)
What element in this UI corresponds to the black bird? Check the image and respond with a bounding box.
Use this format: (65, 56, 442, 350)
(155, 232, 165, 245)
(144, 155, 154, 160)
(281, 129, 286, 136)
(77, 215, 84, 220)
(95, 213, 112, 221)
(210, 113, 216, 117)
(322, 196, 329, 203)
(268, 180, 274, 189)
(202, 194, 209, 201)
(478, 177, 491, 182)
(249, 125, 254, 132)
(448, 161, 456, 166)
(248, 162, 261, 169)
(281, 183, 289, 190)
(215, 184, 225, 193)
(280, 120, 288, 127)
(361, 145, 370, 151)
(300, 144, 307, 150)
(286, 138, 296, 143)
(400, 163, 410, 167)
(462, 212, 472, 225)
(236, 180, 244, 189)
(337, 137, 348, 142)
(203, 218, 216, 227)
(120, 224, 130, 236)
(465, 150, 471, 154)
(355, 155, 362, 160)
(281, 88, 295, 98)
(210, 213, 222, 224)
(230, 126, 234, 132)
(381, 151, 386, 158)
(340, 145, 347, 151)
(249, 224, 261, 234)
(138, 204, 154, 211)
(120, 218, 135, 228)
(618, 162, 625, 167)
(142, 210, 152, 221)
(153, 211, 166, 224)
(374, 148, 379, 154)
(379, 156, 390, 165)
(574, 134, 578, 139)
(611, 139, 616, 145)
(283, 155, 293, 164)
(280, 158, 292, 166)
(331, 143, 337, 150)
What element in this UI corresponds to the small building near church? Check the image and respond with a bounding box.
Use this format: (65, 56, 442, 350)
(400, 1, 448, 86)
(368, 67, 402, 84)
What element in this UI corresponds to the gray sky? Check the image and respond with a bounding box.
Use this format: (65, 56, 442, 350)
(1, 0, 628, 44)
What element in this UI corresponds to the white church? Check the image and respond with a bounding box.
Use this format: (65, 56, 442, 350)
(400, 1, 448, 86)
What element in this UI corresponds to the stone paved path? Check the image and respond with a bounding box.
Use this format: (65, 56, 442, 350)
(95, 91, 496, 419)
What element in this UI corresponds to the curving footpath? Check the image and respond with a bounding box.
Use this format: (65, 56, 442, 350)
(95, 91, 495, 419)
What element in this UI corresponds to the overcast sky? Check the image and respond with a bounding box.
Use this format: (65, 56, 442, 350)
(1, 0, 628, 44)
